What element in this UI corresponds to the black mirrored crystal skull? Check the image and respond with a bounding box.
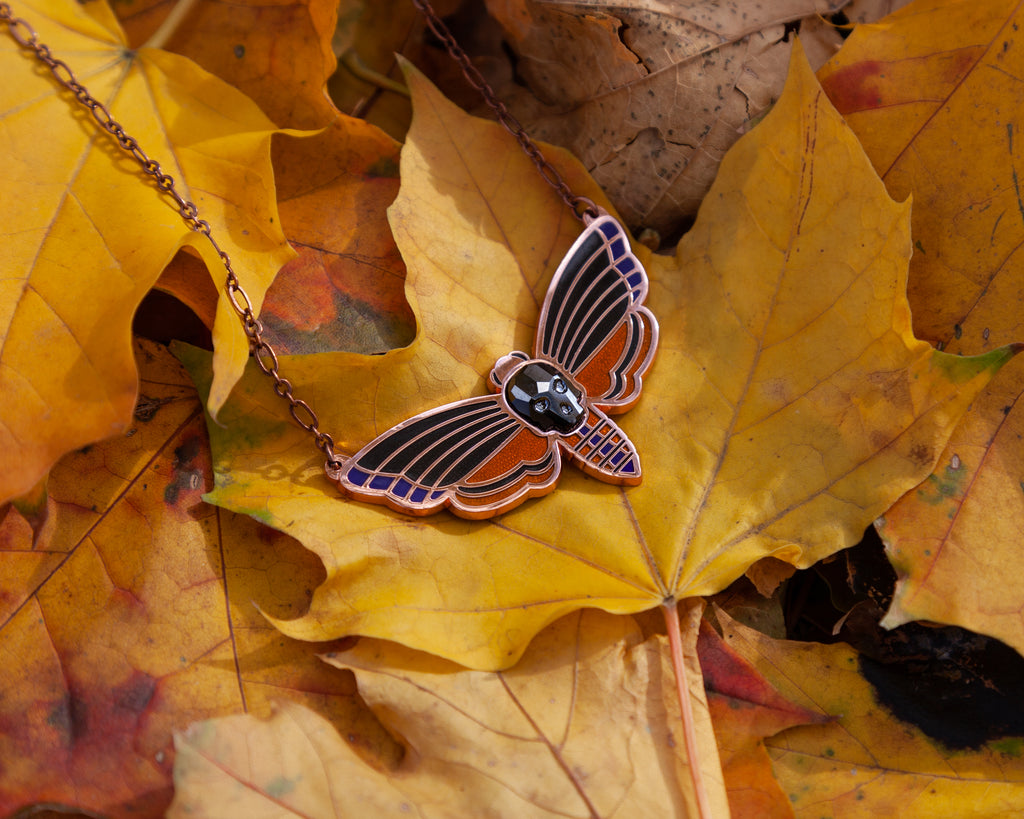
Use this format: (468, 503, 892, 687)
(504, 361, 586, 433)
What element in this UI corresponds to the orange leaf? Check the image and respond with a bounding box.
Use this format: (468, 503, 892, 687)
(169, 608, 729, 818)
(718, 609, 1024, 817)
(262, 116, 413, 354)
(0, 0, 294, 504)
(328, 0, 419, 139)
(156, 113, 413, 355)
(819, 0, 1024, 654)
(116, 0, 340, 129)
(0, 341, 381, 818)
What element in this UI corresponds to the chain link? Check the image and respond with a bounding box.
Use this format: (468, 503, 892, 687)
(0, 1, 341, 469)
(410, 0, 597, 221)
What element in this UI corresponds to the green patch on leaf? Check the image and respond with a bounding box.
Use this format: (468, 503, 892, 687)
(367, 156, 400, 178)
(930, 344, 1023, 384)
(992, 737, 1024, 757)
(266, 775, 298, 798)
(916, 458, 968, 505)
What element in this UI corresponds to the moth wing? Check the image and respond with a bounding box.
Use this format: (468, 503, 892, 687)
(334, 395, 561, 519)
(534, 214, 658, 412)
(559, 406, 642, 485)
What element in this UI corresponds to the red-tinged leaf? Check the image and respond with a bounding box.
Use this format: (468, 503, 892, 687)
(0, 341, 391, 818)
(700, 618, 829, 818)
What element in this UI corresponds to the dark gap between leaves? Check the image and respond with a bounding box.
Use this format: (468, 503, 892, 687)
(783, 527, 1024, 750)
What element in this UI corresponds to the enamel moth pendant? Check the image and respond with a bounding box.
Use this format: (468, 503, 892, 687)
(328, 211, 659, 519)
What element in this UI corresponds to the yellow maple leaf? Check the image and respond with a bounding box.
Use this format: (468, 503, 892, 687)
(169, 606, 728, 818)
(0, 0, 295, 504)
(179, 43, 1017, 670)
(818, 0, 1024, 656)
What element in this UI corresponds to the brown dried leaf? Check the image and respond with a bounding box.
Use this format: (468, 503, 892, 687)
(485, 0, 846, 237)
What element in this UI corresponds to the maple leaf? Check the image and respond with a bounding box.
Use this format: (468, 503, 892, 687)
(181, 43, 1017, 672)
(0, 341, 381, 817)
(484, 0, 846, 236)
(115, 0, 341, 129)
(151, 115, 413, 357)
(260, 116, 412, 355)
(169, 606, 730, 818)
(818, 0, 1024, 656)
(0, 0, 295, 505)
(718, 608, 1024, 817)
(110, 0, 403, 353)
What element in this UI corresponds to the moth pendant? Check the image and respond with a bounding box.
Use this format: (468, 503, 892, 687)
(329, 211, 659, 519)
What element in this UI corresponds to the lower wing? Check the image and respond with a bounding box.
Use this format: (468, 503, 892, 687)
(332, 395, 562, 519)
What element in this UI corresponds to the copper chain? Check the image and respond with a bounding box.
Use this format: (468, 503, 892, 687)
(3, 0, 592, 470)
(411, 0, 597, 221)
(0, 0, 342, 469)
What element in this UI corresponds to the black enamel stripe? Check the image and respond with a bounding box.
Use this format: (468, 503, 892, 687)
(543, 244, 621, 362)
(420, 417, 522, 485)
(546, 257, 610, 357)
(359, 399, 504, 471)
(550, 265, 623, 365)
(565, 286, 631, 372)
(549, 261, 630, 367)
(404, 414, 519, 484)
(542, 232, 604, 349)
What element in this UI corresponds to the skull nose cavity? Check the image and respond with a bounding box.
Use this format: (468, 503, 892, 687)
(533, 397, 549, 412)
(560, 402, 572, 415)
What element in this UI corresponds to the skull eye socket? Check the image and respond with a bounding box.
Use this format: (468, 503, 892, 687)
(552, 376, 567, 394)
(532, 397, 549, 413)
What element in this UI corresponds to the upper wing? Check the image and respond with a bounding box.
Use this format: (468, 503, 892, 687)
(332, 395, 562, 519)
(534, 213, 658, 411)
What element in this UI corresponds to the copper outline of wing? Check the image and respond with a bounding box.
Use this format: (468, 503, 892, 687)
(558, 406, 642, 484)
(333, 395, 562, 518)
(534, 213, 658, 410)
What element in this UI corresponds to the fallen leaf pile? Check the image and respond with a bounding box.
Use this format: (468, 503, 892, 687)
(3, 0, 1024, 816)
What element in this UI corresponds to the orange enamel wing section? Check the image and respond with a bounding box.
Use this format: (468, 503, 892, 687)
(572, 307, 656, 412)
(451, 427, 560, 518)
(535, 214, 658, 413)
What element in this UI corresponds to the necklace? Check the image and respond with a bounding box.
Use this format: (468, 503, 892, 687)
(3, 0, 658, 519)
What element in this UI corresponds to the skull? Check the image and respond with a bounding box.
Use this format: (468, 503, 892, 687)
(505, 361, 586, 433)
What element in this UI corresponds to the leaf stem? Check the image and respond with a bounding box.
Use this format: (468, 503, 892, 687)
(662, 601, 713, 819)
(141, 0, 202, 51)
